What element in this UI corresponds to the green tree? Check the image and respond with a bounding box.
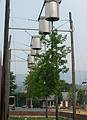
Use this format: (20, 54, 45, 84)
(25, 66, 45, 99)
(77, 89, 86, 105)
(15, 92, 26, 107)
(68, 88, 73, 106)
(10, 72, 17, 95)
(49, 30, 69, 120)
(25, 30, 69, 119)
(64, 83, 72, 92)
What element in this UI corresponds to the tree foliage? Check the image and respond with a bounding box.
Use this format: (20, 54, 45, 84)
(15, 92, 26, 107)
(68, 88, 73, 105)
(64, 83, 72, 92)
(25, 30, 70, 100)
(77, 89, 87, 105)
(10, 72, 17, 95)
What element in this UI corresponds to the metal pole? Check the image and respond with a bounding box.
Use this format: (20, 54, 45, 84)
(69, 12, 76, 120)
(9, 27, 38, 31)
(1, 0, 10, 119)
(9, 27, 71, 33)
(11, 48, 31, 51)
(38, 0, 46, 21)
(8, 35, 11, 117)
(0, 52, 2, 117)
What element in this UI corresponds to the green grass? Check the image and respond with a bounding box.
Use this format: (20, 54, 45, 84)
(8, 117, 68, 120)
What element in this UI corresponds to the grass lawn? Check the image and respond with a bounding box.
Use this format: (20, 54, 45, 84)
(8, 117, 68, 120)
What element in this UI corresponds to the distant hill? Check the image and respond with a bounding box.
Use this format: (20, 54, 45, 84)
(15, 70, 87, 86)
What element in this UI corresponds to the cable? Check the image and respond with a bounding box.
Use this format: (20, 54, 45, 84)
(11, 60, 27, 62)
(59, 19, 69, 22)
(10, 17, 38, 22)
(56, 21, 69, 29)
(11, 41, 30, 48)
(12, 33, 17, 73)
(25, 30, 32, 37)
(23, 43, 30, 47)
(12, 54, 27, 61)
(23, 50, 29, 55)
(10, 0, 18, 84)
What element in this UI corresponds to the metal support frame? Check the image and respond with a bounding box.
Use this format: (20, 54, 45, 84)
(9, 27, 38, 31)
(38, 0, 46, 21)
(1, 0, 10, 119)
(11, 48, 31, 51)
(9, 27, 71, 33)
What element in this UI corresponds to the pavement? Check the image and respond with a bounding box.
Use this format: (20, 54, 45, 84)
(10, 107, 87, 115)
(10, 107, 46, 112)
(59, 109, 87, 115)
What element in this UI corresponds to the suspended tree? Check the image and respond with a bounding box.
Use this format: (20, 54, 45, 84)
(25, 30, 70, 119)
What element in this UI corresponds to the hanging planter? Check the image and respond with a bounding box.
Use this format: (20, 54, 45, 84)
(31, 36, 41, 50)
(31, 49, 37, 56)
(45, 0, 59, 21)
(27, 54, 35, 64)
(39, 16, 51, 34)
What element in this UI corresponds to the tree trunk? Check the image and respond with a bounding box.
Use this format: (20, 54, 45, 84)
(55, 96, 59, 120)
(30, 98, 33, 108)
(45, 96, 48, 118)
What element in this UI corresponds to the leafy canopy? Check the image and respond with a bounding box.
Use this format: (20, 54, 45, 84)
(25, 30, 70, 100)
(10, 72, 17, 95)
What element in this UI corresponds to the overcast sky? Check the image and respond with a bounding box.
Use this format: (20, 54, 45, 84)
(0, 0, 87, 80)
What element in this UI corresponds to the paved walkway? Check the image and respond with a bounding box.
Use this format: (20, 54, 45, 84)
(9, 109, 87, 120)
(60, 109, 87, 115)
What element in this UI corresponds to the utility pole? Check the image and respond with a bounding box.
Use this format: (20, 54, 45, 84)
(1, 0, 10, 119)
(69, 12, 76, 120)
(0, 52, 2, 117)
(8, 35, 11, 118)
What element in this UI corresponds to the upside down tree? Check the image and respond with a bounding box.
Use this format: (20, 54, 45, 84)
(25, 30, 70, 119)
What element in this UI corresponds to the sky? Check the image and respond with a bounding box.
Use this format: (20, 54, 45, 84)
(0, 0, 87, 83)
